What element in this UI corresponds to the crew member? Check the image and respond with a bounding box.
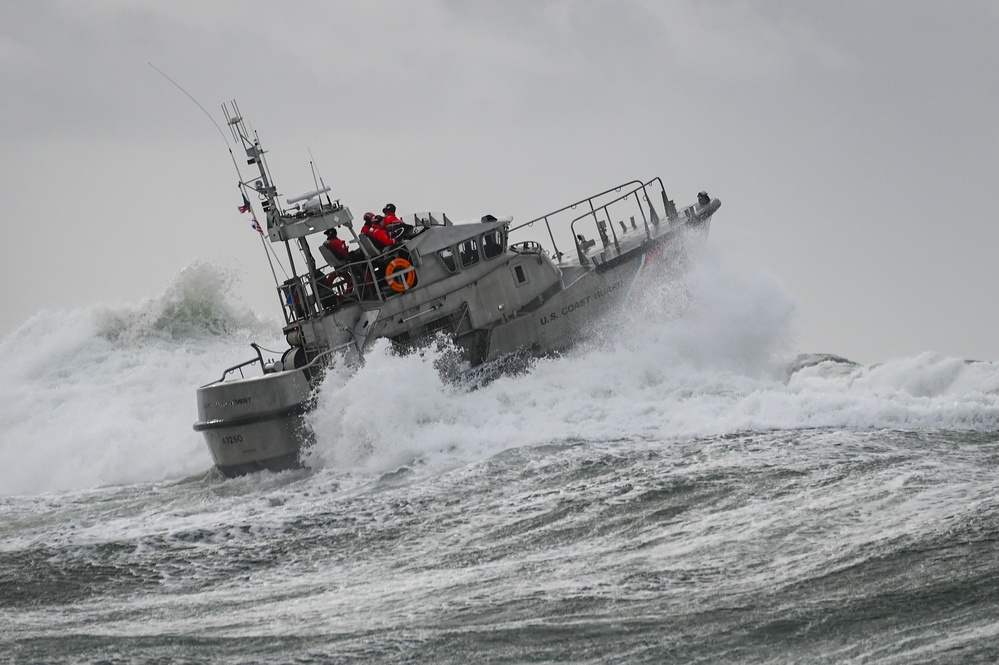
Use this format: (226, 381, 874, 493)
(361, 211, 395, 250)
(381, 203, 413, 238)
(323, 227, 350, 262)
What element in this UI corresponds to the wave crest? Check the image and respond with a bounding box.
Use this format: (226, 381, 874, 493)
(93, 262, 273, 344)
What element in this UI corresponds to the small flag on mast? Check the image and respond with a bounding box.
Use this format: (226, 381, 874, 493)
(251, 218, 264, 235)
(238, 194, 251, 214)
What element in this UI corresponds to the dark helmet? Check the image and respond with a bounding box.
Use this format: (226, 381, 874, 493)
(383, 203, 396, 214)
(324, 227, 337, 237)
(363, 212, 375, 223)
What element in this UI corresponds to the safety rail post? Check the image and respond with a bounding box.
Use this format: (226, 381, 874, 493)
(570, 206, 595, 266)
(570, 180, 657, 261)
(218, 356, 263, 383)
(542, 216, 561, 262)
(644, 177, 677, 222)
(638, 180, 660, 235)
(636, 184, 651, 236)
(511, 180, 644, 259)
(604, 207, 620, 251)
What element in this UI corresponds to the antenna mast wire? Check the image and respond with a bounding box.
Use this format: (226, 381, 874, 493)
(149, 64, 290, 283)
(148, 63, 243, 180)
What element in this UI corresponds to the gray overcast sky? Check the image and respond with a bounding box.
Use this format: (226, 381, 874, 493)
(2, 0, 997, 364)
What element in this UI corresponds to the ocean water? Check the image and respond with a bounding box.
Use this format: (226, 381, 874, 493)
(2, 251, 998, 664)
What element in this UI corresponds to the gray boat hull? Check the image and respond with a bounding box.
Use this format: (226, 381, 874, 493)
(194, 368, 315, 476)
(485, 222, 705, 361)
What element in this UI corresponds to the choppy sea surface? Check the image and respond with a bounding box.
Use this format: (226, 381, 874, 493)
(2, 253, 998, 664)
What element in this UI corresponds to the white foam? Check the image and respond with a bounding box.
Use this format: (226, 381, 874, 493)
(0, 264, 281, 497)
(4, 250, 999, 497)
(305, 245, 999, 479)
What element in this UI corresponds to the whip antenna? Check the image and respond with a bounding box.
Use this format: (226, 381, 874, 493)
(308, 148, 334, 208)
(149, 65, 290, 282)
(147, 62, 242, 179)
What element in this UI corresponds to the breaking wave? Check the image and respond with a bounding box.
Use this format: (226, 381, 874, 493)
(0, 264, 282, 496)
(304, 245, 999, 478)
(2, 250, 998, 498)
(91, 261, 273, 344)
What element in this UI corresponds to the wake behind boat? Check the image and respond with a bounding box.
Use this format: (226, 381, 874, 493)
(194, 104, 721, 476)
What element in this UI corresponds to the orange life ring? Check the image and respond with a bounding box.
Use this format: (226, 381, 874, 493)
(385, 257, 416, 292)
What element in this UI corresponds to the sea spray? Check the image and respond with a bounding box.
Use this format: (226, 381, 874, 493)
(91, 261, 270, 343)
(4, 251, 999, 498)
(0, 264, 282, 496)
(304, 243, 999, 481)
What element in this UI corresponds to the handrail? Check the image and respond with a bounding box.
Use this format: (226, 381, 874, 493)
(509, 178, 674, 266)
(214, 339, 356, 385)
(509, 180, 645, 262)
(569, 178, 663, 262)
(218, 356, 263, 383)
(278, 240, 422, 323)
(509, 180, 645, 232)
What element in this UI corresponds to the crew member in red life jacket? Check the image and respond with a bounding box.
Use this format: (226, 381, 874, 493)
(360, 211, 395, 250)
(381, 203, 401, 229)
(329, 227, 364, 300)
(323, 227, 350, 263)
(381, 203, 413, 239)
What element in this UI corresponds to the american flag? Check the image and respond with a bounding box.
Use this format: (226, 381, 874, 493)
(238, 194, 252, 214)
(251, 218, 264, 235)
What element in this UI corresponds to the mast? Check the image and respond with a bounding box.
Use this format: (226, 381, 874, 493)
(222, 101, 354, 321)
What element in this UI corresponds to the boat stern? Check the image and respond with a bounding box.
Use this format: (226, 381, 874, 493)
(194, 368, 316, 477)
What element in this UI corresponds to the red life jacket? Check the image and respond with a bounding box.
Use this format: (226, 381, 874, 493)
(382, 212, 409, 238)
(325, 237, 350, 262)
(362, 223, 395, 248)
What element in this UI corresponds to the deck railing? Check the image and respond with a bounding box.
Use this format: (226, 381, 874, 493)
(508, 178, 678, 265)
(276, 243, 415, 324)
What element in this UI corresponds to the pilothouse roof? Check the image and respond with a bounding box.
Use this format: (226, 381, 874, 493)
(406, 216, 508, 255)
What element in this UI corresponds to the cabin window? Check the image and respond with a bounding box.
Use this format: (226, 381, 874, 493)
(459, 238, 480, 268)
(438, 247, 458, 273)
(482, 229, 504, 259)
(513, 264, 528, 285)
